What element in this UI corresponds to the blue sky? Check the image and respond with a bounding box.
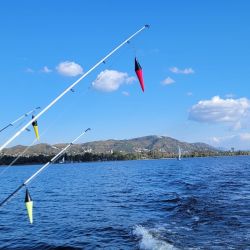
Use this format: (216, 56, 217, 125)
(0, 0, 250, 149)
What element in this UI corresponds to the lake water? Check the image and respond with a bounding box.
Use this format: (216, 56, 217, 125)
(0, 156, 249, 249)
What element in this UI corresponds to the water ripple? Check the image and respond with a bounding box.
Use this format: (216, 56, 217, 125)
(0, 156, 249, 249)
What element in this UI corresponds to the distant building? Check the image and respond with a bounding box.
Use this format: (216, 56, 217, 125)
(83, 148, 92, 153)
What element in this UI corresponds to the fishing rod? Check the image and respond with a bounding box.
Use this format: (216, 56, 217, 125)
(0, 107, 41, 133)
(0, 25, 149, 152)
(0, 84, 94, 178)
(0, 128, 91, 208)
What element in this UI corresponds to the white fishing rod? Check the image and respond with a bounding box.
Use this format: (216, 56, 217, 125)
(0, 128, 91, 207)
(0, 107, 41, 133)
(0, 25, 149, 152)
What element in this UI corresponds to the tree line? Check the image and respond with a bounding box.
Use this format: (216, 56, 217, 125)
(0, 150, 249, 166)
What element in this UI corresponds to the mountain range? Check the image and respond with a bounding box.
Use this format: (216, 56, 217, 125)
(0, 135, 219, 157)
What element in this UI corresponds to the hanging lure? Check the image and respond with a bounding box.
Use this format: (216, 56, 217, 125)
(32, 115, 40, 140)
(0, 25, 149, 153)
(0, 107, 40, 134)
(0, 128, 91, 213)
(25, 189, 33, 224)
(135, 57, 145, 92)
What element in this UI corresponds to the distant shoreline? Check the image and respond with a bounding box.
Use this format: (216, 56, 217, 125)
(0, 151, 249, 166)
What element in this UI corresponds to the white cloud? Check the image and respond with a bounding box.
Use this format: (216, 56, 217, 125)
(239, 133, 250, 141)
(211, 136, 221, 143)
(41, 66, 52, 73)
(56, 61, 83, 77)
(209, 133, 250, 150)
(169, 67, 194, 74)
(92, 70, 135, 92)
(169, 67, 194, 75)
(187, 92, 193, 96)
(189, 96, 250, 129)
(162, 77, 175, 85)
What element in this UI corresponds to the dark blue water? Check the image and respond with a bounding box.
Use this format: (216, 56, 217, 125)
(0, 156, 249, 249)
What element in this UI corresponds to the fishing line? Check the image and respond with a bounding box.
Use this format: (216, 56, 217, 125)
(0, 79, 93, 175)
(0, 81, 92, 178)
(89, 51, 121, 86)
(0, 108, 39, 144)
(0, 138, 38, 177)
(0, 108, 42, 176)
(0, 25, 149, 153)
(89, 42, 134, 94)
(0, 44, 134, 176)
(0, 25, 149, 185)
(0, 128, 91, 208)
(0, 87, 92, 200)
(0, 109, 41, 174)
(127, 39, 138, 57)
(0, 107, 40, 134)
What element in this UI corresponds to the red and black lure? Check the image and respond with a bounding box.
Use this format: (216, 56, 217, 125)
(135, 57, 145, 92)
